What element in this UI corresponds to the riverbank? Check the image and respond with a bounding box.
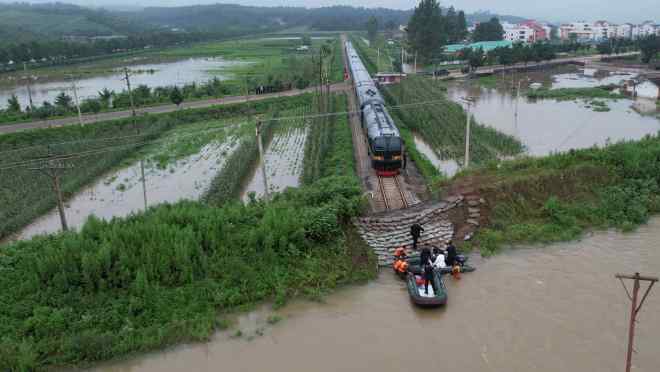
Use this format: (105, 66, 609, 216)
(90, 217, 660, 372)
(441, 134, 660, 256)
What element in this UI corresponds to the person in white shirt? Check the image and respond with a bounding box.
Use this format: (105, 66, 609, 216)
(432, 248, 446, 269)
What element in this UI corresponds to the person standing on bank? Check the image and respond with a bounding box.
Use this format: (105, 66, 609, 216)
(445, 240, 457, 267)
(410, 223, 424, 250)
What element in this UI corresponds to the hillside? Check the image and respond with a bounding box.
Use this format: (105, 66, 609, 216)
(0, 2, 147, 40)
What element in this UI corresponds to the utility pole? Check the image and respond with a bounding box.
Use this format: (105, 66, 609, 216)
(616, 272, 658, 372)
(461, 97, 475, 168)
(514, 79, 521, 135)
(256, 120, 269, 200)
(122, 67, 147, 211)
(414, 51, 417, 74)
(29, 148, 73, 232)
(70, 77, 84, 126)
(377, 47, 380, 73)
(23, 62, 34, 111)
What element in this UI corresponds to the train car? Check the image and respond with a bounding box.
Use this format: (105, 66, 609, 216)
(345, 41, 403, 176)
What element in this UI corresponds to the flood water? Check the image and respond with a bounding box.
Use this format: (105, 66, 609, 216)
(0, 57, 245, 110)
(413, 133, 460, 177)
(91, 218, 660, 372)
(14, 141, 236, 240)
(241, 126, 308, 200)
(447, 66, 660, 156)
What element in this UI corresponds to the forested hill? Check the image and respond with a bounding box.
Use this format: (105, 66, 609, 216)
(0, 2, 149, 39)
(132, 5, 412, 33)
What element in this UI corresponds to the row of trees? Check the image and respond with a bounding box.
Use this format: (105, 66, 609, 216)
(406, 0, 468, 63)
(0, 32, 216, 67)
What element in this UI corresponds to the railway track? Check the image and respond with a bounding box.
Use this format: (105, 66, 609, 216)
(374, 175, 410, 211)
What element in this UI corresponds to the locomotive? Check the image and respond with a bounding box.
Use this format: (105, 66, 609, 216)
(345, 41, 403, 176)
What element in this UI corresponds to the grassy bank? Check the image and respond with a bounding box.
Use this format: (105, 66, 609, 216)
(526, 86, 625, 100)
(451, 135, 660, 256)
(0, 94, 313, 240)
(0, 174, 375, 370)
(383, 76, 524, 167)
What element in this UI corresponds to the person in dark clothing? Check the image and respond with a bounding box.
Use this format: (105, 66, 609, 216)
(423, 263, 436, 295)
(420, 246, 432, 268)
(445, 240, 457, 267)
(410, 223, 424, 250)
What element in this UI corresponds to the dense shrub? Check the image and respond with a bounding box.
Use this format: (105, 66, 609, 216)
(0, 175, 368, 371)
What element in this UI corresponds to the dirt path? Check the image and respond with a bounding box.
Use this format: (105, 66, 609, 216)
(0, 83, 348, 135)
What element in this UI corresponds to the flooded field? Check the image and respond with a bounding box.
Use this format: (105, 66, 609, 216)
(412, 133, 460, 177)
(14, 141, 237, 240)
(90, 217, 660, 372)
(0, 57, 245, 110)
(242, 125, 308, 200)
(447, 66, 660, 156)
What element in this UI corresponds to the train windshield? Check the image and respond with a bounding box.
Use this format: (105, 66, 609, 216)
(373, 136, 402, 156)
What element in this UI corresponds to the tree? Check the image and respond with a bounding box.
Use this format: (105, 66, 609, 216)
(302, 35, 312, 46)
(597, 41, 613, 55)
(456, 11, 468, 41)
(54, 92, 72, 110)
(637, 35, 659, 64)
(98, 88, 113, 108)
(80, 99, 102, 114)
(7, 94, 21, 113)
(445, 7, 457, 42)
(170, 86, 184, 107)
(407, 0, 445, 63)
(473, 17, 504, 42)
(366, 16, 378, 44)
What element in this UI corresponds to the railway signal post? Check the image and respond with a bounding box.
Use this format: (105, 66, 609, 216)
(615, 272, 658, 372)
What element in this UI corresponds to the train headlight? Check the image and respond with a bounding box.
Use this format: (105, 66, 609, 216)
(392, 155, 402, 160)
(372, 155, 384, 161)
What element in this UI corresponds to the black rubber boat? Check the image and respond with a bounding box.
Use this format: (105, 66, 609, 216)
(406, 271, 448, 307)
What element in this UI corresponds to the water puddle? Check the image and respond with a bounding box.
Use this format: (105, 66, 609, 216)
(412, 133, 460, 177)
(90, 218, 660, 372)
(13, 141, 237, 240)
(448, 66, 660, 156)
(241, 126, 308, 201)
(0, 57, 247, 110)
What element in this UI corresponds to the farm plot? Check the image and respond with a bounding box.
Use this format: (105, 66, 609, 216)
(384, 76, 524, 167)
(11, 118, 245, 240)
(242, 106, 310, 200)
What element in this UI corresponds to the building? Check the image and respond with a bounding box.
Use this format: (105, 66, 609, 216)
(592, 20, 617, 40)
(520, 20, 551, 41)
(502, 22, 536, 43)
(560, 22, 594, 41)
(633, 21, 658, 39)
(374, 72, 406, 85)
(616, 23, 633, 38)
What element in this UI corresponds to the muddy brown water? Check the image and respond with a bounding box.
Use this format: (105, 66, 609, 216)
(447, 66, 660, 156)
(413, 133, 460, 177)
(90, 219, 660, 372)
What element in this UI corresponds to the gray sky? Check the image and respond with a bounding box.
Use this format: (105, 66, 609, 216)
(41, 1, 660, 24)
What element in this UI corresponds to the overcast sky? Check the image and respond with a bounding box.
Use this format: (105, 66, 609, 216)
(37, 0, 660, 24)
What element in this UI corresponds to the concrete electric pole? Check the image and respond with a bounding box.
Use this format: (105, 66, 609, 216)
(616, 272, 658, 372)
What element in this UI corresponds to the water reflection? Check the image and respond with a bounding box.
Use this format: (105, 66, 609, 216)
(0, 57, 246, 110)
(447, 67, 660, 156)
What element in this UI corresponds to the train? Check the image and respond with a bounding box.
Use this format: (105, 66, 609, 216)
(344, 41, 403, 177)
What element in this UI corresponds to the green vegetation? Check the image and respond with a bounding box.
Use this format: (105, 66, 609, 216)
(383, 76, 524, 166)
(302, 93, 356, 184)
(0, 94, 313, 240)
(351, 34, 399, 74)
(406, 1, 468, 62)
(527, 87, 625, 101)
(0, 174, 375, 370)
(456, 135, 660, 256)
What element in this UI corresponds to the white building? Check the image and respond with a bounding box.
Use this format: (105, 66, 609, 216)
(560, 22, 594, 41)
(592, 21, 617, 40)
(633, 21, 658, 39)
(503, 24, 535, 43)
(616, 23, 633, 38)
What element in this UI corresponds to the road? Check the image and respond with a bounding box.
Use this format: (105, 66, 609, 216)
(0, 83, 348, 135)
(443, 51, 642, 79)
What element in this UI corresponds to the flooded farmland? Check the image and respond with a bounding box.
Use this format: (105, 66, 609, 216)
(0, 57, 245, 110)
(446, 66, 660, 156)
(90, 217, 660, 372)
(13, 141, 237, 240)
(412, 133, 460, 177)
(241, 124, 308, 200)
